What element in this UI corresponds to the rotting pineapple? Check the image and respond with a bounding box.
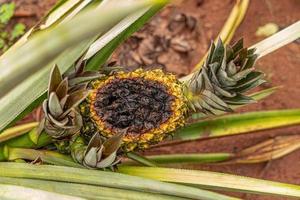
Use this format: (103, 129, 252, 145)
(81, 69, 187, 151)
(40, 38, 265, 168)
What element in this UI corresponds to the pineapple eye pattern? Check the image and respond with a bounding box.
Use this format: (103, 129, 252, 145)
(86, 69, 187, 151)
(93, 78, 174, 135)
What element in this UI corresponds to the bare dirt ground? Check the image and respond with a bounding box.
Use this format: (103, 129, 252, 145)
(3, 0, 300, 199)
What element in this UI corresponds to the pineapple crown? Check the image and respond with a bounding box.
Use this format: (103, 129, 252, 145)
(186, 38, 265, 114)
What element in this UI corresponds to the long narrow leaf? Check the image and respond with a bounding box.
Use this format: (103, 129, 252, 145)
(0, 163, 240, 200)
(0, 41, 92, 132)
(0, 0, 157, 97)
(0, 183, 85, 200)
(192, 0, 249, 71)
(0, 122, 38, 143)
(252, 20, 300, 58)
(126, 152, 158, 167)
(0, 0, 165, 132)
(0, 177, 186, 200)
(124, 153, 232, 166)
(85, 4, 164, 70)
(230, 135, 300, 163)
(0, 0, 82, 56)
(41, 0, 83, 28)
(1, 0, 98, 58)
(1, 131, 51, 150)
(119, 166, 300, 199)
(140, 135, 300, 165)
(4, 147, 82, 168)
(181, 22, 300, 82)
(176, 109, 300, 140)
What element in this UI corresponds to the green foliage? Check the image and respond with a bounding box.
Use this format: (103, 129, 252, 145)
(10, 23, 26, 40)
(0, 0, 166, 132)
(176, 109, 300, 140)
(0, 3, 15, 24)
(0, 163, 239, 200)
(0, 3, 26, 54)
(119, 166, 300, 199)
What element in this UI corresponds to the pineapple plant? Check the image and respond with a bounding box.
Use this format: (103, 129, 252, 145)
(0, 0, 299, 199)
(36, 37, 265, 169)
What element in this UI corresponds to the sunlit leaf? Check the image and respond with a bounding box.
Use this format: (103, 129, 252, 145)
(0, 0, 163, 132)
(251, 20, 300, 58)
(0, 177, 188, 200)
(85, 5, 164, 70)
(124, 153, 232, 166)
(10, 23, 26, 41)
(119, 166, 300, 199)
(0, 3, 15, 24)
(0, 183, 85, 200)
(176, 109, 300, 140)
(0, 163, 238, 200)
(0, 122, 38, 143)
(0, 0, 155, 97)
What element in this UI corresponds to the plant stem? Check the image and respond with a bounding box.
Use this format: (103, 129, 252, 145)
(0, 121, 52, 149)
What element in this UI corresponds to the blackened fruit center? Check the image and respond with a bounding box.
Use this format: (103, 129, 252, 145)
(93, 78, 174, 134)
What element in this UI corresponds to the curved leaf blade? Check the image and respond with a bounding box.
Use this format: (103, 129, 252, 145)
(0, 183, 85, 200)
(119, 166, 300, 199)
(0, 0, 156, 97)
(0, 0, 163, 132)
(177, 109, 300, 140)
(85, 4, 164, 70)
(124, 153, 232, 166)
(0, 163, 239, 200)
(0, 177, 186, 200)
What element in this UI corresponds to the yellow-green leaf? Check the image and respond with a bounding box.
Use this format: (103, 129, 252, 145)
(177, 109, 300, 140)
(119, 166, 300, 199)
(0, 183, 85, 200)
(0, 163, 240, 200)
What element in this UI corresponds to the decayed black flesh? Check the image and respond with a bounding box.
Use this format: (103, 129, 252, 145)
(93, 78, 174, 135)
